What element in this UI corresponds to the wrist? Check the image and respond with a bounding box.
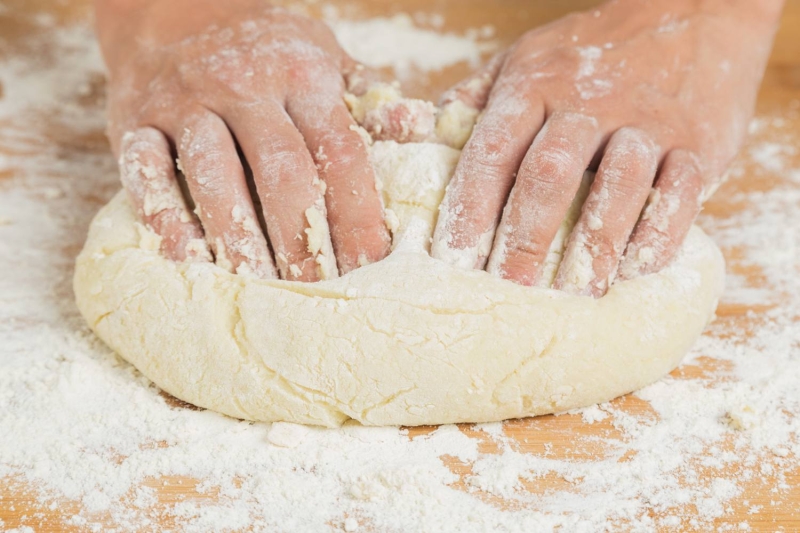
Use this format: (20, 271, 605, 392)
(700, 0, 785, 31)
(94, 0, 156, 67)
(94, 0, 268, 70)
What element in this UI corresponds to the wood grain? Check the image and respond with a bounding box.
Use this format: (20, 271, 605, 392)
(1, 0, 799, 531)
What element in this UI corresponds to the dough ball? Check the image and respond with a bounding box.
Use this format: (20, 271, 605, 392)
(74, 139, 724, 427)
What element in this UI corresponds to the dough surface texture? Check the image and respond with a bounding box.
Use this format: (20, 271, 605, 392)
(75, 141, 725, 427)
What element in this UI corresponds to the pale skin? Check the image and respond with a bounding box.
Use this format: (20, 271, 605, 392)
(96, 0, 784, 294)
(97, 0, 393, 281)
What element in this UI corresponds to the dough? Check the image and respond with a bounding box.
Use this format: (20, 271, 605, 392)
(74, 141, 725, 427)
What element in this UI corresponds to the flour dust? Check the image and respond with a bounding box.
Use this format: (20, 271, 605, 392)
(1, 7, 798, 533)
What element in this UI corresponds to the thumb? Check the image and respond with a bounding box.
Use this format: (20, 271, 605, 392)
(340, 55, 384, 96)
(435, 51, 508, 149)
(439, 51, 508, 109)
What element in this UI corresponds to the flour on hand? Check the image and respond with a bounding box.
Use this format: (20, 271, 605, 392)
(74, 117, 725, 427)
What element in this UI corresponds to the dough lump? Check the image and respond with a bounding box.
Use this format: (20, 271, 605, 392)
(74, 141, 725, 427)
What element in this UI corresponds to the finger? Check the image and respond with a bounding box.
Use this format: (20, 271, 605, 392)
(361, 97, 438, 144)
(436, 52, 508, 149)
(175, 109, 278, 279)
(344, 79, 438, 144)
(554, 127, 660, 297)
(341, 57, 383, 97)
(288, 96, 392, 274)
(226, 103, 337, 282)
(617, 149, 704, 280)
(119, 127, 211, 263)
(439, 51, 508, 110)
(341, 60, 437, 145)
(484, 112, 601, 285)
(431, 85, 546, 270)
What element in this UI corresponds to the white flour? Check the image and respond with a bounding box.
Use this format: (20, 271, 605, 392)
(1, 8, 799, 533)
(326, 12, 494, 79)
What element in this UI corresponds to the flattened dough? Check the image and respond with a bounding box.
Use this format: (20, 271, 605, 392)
(74, 141, 725, 427)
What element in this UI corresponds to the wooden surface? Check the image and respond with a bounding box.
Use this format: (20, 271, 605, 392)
(1, 0, 799, 531)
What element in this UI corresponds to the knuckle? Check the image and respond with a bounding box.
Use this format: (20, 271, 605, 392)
(332, 217, 390, 254)
(463, 160, 511, 188)
(523, 146, 576, 184)
(513, 236, 552, 264)
(500, 240, 549, 283)
(587, 230, 621, 261)
(178, 110, 219, 151)
(606, 170, 650, 199)
(599, 131, 661, 195)
(548, 110, 599, 133)
(288, 57, 339, 89)
(661, 149, 704, 197)
(458, 143, 514, 185)
(123, 127, 166, 156)
(611, 127, 659, 163)
(658, 228, 683, 253)
(260, 148, 308, 179)
(637, 222, 684, 262)
(467, 137, 506, 163)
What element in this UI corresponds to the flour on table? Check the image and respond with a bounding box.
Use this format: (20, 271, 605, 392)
(1, 8, 799, 533)
(327, 13, 495, 79)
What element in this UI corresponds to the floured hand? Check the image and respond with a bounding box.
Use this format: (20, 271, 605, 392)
(96, 0, 399, 280)
(432, 0, 783, 296)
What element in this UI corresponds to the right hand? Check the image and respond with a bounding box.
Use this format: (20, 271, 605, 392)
(97, 0, 392, 280)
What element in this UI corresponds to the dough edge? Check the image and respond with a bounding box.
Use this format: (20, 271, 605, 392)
(74, 188, 724, 427)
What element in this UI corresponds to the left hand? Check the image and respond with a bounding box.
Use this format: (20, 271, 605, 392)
(432, 0, 783, 296)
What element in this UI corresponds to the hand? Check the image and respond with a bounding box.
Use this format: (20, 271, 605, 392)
(432, 0, 783, 296)
(96, 0, 392, 280)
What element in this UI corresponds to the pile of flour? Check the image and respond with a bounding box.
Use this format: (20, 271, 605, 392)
(1, 7, 798, 533)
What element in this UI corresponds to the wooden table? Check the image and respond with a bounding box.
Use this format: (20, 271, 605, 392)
(1, 0, 798, 531)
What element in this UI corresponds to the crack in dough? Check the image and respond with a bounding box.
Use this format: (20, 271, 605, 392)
(74, 141, 725, 427)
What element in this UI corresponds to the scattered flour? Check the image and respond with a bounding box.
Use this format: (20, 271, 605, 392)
(1, 7, 799, 533)
(327, 13, 494, 79)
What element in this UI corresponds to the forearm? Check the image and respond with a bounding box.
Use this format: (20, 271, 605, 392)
(704, 0, 786, 26)
(594, 0, 784, 77)
(599, 0, 785, 29)
(94, 0, 156, 66)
